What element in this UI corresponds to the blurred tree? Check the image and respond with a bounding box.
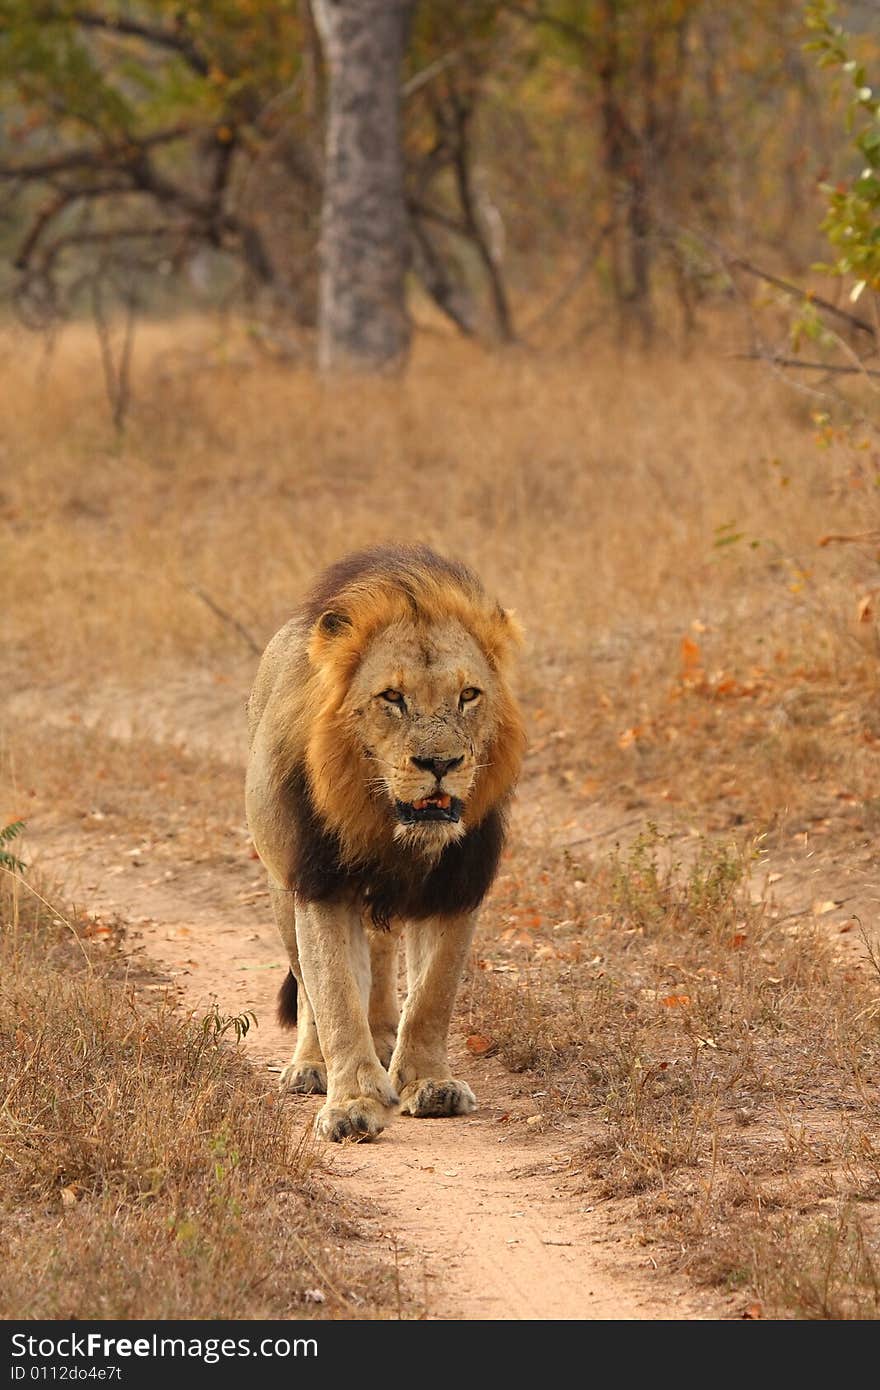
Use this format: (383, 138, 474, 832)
(404, 0, 515, 341)
(313, 0, 412, 372)
(0, 0, 869, 360)
(0, 0, 513, 352)
(0, 2, 319, 326)
(504, 0, 832, 345)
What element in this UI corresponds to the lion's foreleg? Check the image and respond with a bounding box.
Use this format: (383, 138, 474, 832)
(368, 928, 401, 1068)
(295, 900, 399, 1141)
(390, 914, 477, 1119)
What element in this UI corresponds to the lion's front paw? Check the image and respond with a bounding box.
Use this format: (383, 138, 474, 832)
(315, 1096, 393, 1142)
(398, 1077, 477, 1118)
(315, 1064, 399, 1142)
(279, 1061, 327, 1095)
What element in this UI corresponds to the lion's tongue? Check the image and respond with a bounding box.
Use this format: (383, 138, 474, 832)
(413, 793, 451, 811)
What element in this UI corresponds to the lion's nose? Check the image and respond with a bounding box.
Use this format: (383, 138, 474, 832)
(411, 755, 464, 780)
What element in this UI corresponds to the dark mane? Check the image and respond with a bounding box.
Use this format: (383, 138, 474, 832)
(282, 762, 507, 927)
(300, 543, 484, 627)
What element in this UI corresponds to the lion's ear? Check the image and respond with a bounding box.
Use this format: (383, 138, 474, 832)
(317, 609, 352, 637)
(497, 606, 525, 648)
(479, 605, 523, 671)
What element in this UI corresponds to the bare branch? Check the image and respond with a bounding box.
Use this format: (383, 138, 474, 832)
(411, 217, 475, 336)
(185, 586, 261, 655)
(520, 223, 612, 339)
(69, 10, 211, 77)
(14, 183, 151, 269)
(503, 3, 593, 49)
(733, 352, 880, 378)
(0, 126, 192, 181)
(90, 272, 138, 433)
(36, 226, 185, 275)
(402, 51, 461, 100)
(818, 531, 880, 546)
(445, 80, 515, 341)
(14, 190, 78, 269)
(407, 198, 469, 240)
(724, 254, 876, 341)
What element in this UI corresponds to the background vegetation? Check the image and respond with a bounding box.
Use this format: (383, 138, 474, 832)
(0, 1, 877, 359)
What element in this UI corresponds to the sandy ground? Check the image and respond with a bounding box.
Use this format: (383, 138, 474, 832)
(11, 672, 875, 1321)
(27, 820, 720, 1321)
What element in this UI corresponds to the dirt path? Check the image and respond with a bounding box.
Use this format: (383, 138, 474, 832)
(30, 818, 716, 1321)
(15, 673, 875, 1321)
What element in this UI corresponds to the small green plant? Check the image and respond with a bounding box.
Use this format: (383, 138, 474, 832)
(606, 825, 754, 941)
(200, 1004, 257, 1044)
(607, 824, 672, 935)
(0, 820, 26, 873)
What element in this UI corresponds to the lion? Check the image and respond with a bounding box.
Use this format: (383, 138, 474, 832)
(245, 544, 525, 1141)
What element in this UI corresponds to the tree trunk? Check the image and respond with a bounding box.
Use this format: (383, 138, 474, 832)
(312, 0, 413, 373)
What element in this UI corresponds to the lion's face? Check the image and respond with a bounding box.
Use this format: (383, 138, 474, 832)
(343, 619, 501, 853)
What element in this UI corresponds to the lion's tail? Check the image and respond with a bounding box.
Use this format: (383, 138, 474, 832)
(277, 969, 298, 1029)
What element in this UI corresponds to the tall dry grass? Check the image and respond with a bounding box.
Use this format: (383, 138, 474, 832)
(0, 870, 407, 1319)
(467, 826, 880, 1319)
(3, 314, 875, 695)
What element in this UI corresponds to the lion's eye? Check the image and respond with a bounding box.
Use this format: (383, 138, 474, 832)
(379, 689, 405, 707)
(460, 687, 481, 707)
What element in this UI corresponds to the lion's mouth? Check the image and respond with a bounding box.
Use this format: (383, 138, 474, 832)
(395, 793, 463, 825)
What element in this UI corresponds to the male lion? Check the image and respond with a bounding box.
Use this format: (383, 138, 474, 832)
(245, 544, 525, 1141)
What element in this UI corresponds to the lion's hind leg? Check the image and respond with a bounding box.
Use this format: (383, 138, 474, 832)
(277, 974, 328, 1095)
(368, 927, 401, 1069)
(390, 915, 477, 1119)
(270, 884, 328, 1095)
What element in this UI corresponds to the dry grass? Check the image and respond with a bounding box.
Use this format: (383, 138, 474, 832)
(0, 869, 406, 1319)
(468, 826, 880, 1318)
(3, 313, 880, 1318)
(2, 316, 876, 675)
(5, 314, 880, 830)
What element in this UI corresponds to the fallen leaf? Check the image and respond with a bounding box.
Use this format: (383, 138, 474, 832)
(618, 726, 644, 749)
(60, 1185, 80, 1208)
(661, 994, 691, 1008)
(466, 1033, 496, 1056)
(680, 635, 702, 670)
(812, 899, 841, 916)
(83, 921, 113, 940)
(729, 932, 748, 950)
(741, 1303, 763, 1320)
